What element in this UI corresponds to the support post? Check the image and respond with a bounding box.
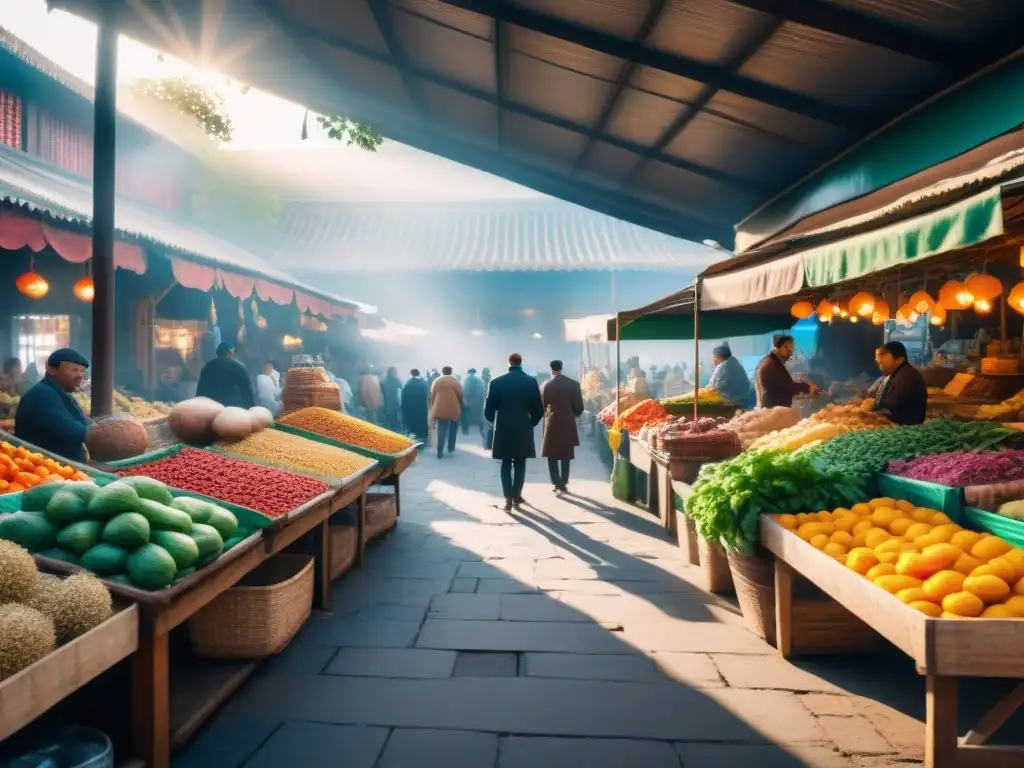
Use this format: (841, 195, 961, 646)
(692, 282, 701, 421)
(91, 13, 118, 418)
(615, 317, 621, 424)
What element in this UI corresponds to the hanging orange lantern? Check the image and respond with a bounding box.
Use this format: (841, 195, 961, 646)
(973, 298, 993, 315)
(930, 305, 947, 326)
(73, 276, 95, 302)
(815, 299, 834, 323)
(965, 273, 1003, 301)
(790, 300, 814, 319)
(1008, 282, 1024, 315)
(16, 270, 49, 299)
(849, 315, 859, 323)
(938, 280, 972, 310)
(871, 301, 891, 325)
(909, 290, 935, 314)
(895, 304, 912, 323)
(1019, 246, 1024, 268)
(849, 291, 875, 317)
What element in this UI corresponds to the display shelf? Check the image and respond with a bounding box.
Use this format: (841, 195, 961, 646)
(0, 603, 139, 741)
(169, 655, 258, 749)
(760, 517, 1024, 768)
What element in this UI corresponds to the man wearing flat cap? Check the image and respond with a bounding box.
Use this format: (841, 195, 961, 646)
(707, 343, 752, 406)
(196, 342, 255, 409)
(15, 348, 91, 461)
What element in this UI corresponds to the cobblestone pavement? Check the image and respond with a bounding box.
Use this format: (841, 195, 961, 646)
(176, 433, 936, 768)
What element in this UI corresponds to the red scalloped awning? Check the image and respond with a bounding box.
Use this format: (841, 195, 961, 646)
(170, 257, 215, 291)
(216, 268, 256, 300)
(255, 278, 294, 306)
(0, 209, 146, 273)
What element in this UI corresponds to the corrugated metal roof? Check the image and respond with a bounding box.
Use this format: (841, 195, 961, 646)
(49, 0, 1024, 248)
(273, 200, 716, 272)
(0, 145, 375, 312)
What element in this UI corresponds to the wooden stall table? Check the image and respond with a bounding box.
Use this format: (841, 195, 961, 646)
(652, 450, 672, 534)
(0, 602, 138, 742)
(761, 517, 1024, 768)
(627, 435, 657, 509)
(373, 444, 419, 520)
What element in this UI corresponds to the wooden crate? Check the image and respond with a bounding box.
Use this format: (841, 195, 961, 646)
(761, 517, 1024, 768)
(0, 604, 139, 741)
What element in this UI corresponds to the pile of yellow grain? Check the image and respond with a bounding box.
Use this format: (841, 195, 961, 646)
(278, 407, 414, 454)
(218, 429, 375, 480)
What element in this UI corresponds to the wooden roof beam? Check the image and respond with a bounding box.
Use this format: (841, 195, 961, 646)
(724, 0, 948, 63)
(572, 0, 668, 175)
(432, 0, 865, 128)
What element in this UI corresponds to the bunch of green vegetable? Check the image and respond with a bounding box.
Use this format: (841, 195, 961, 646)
(685, 449, 865, 554)
(805, 418, 1021, 481)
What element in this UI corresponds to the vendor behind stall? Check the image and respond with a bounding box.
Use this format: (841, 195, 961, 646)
(755, 334, 820, 408)
(196, 342, 255, 409)
(708, 344, 752, 406)
(871, 341, 927, 426)
(14, 348, 91, 461)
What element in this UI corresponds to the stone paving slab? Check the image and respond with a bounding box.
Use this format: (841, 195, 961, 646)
(323, 648, 457, 679)
(172, 716, 280, 768)
(379, 728, 499, 768)
(713, 654, 845, 692)
(522, 652, 669, 683)
(498, 736, 681, 768)
(223, 675, 812, 743)
(674, 743, 850, 768)
(475, 578, 541, 594)
(416, 619, 636, 654)
(242, 722, 389, 768)
(430, 593, 502, 620)
(296, 618, 421, 648)
(619, 620, 775, 655)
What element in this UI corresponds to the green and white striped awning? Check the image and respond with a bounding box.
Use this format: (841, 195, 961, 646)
(701, 185, 1006, 310)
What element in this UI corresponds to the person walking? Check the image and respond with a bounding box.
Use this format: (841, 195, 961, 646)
(485, 353, 544, 510)
(540, 359, 584, 494)
(357, 368, 384, 423)
(381, 367, 403, 432)
(461, 367, 485, 436)
(401, 369, 429, 442)
(429, 366, 463, 458)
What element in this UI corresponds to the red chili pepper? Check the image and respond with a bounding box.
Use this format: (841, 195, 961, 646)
(118, 448, 329, 518)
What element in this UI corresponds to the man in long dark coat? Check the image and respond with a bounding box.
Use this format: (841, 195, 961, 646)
(401, 369, 429, 442)
(485, 353, 544, 511)
(540, 359, 584, 494)
(381, 367, 403, 432)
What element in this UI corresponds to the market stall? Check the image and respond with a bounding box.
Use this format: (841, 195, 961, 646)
(0, 396, 420, 767)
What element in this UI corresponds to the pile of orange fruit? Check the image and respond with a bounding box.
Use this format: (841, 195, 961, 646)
(773, 497, 1024, 619)
(0, 441, 89, 494)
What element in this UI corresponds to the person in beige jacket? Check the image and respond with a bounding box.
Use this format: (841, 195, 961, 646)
(429, 366, 463, 458)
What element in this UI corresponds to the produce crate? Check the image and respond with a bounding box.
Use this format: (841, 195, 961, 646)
(0, 431, 115, 482)
(33, 531, 265, 606)
(0, 603, 139, 741)
(875, 474, 964, 521)
(100, 443, 333, 530)
(963, 506, 1024, 549)
(208, 438, 381, 489)
(188, 553, 314, 658)
(760, 516, 1024, 768)
(272, 422, 420, 469)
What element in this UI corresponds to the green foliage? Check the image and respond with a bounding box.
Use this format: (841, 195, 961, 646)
(316, 114, 383, 151)
(130, 76, 233, 143)
(685, 449, 865, 554)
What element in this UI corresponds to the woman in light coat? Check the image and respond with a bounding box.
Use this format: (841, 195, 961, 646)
(429, 366, 463, 458)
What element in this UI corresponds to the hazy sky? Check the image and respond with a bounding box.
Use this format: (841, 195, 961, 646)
(0, 0, 546, 200)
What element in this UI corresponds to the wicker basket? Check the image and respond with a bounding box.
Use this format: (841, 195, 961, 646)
(365, 493, 398, 541)
(329, 523, 358, 581)
(727, 549, 776, 646)
(282, 367, 341, 413)
(188, 554, 313, 658)
(697, 535, 733, 594)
